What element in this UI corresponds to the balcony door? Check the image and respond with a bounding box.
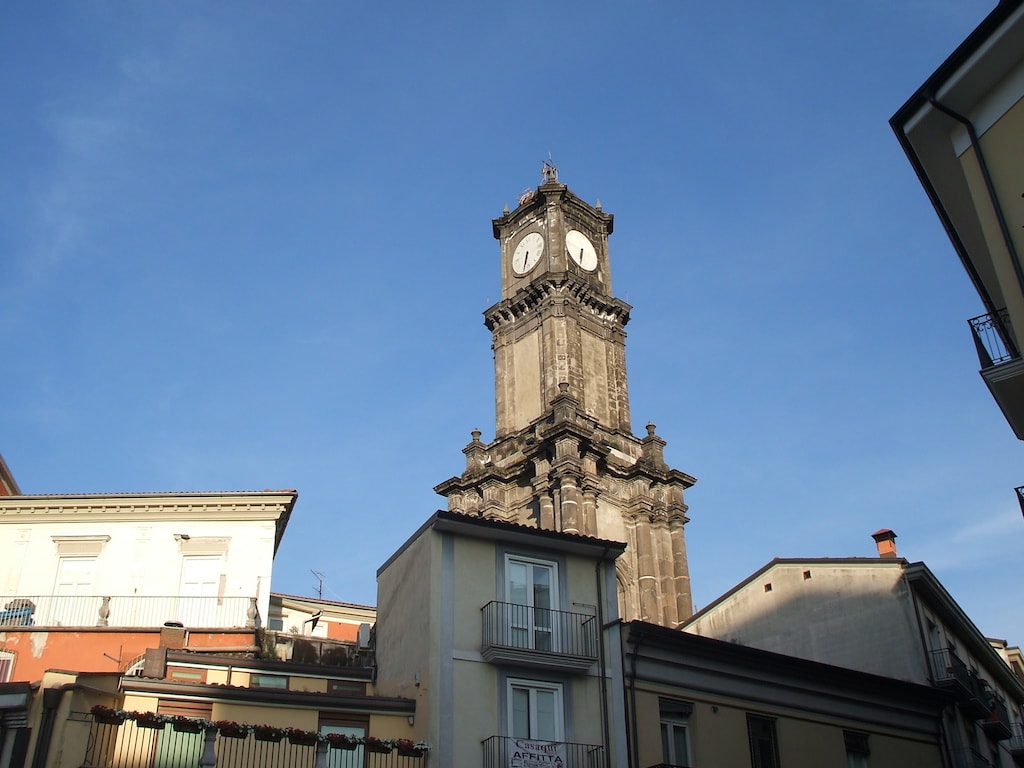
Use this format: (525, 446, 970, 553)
(52, 557, 96, 625)
(508, 679, 564, 742)
(179, 556, 220, 627)
(507, 556, 557, 652)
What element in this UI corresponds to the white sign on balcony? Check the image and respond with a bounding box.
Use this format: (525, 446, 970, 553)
(509, 738, 567, 767)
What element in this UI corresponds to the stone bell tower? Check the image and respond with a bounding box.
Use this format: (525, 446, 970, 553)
(435, 163, 697, 627)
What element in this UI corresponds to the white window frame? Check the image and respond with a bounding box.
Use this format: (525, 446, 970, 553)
(52, 556, 97, 625)
(506, 678, 564, 742)
(661, 717, 690, 767)
(505, 554, 559, 651)
(178, 555, 222, 626)
(0, 650, 15, 682)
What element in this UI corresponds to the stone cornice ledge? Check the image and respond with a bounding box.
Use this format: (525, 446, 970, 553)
(0, 491, 298, 522)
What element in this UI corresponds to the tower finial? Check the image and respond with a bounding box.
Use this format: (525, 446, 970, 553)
(541, 156, 558, 185)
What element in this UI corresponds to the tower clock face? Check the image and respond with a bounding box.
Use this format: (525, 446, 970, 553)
(512, 232, 545, 275)
(565, 229, 598, 271)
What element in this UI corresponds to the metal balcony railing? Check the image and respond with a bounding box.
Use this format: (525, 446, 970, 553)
(952, 746, 993, 768)
(928, 648, 992, 718)
(82, 717, 427, 768)
(481, 601, 598, 668)
(981, 697, 1013, 740)
(1009, 722, 1024, 758)
(482, 735, 603, 768)
(969, 309, 1019, 368)
(0, 595, 258, 629)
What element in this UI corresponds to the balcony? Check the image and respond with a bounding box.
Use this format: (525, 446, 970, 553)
(928, 648, 992, 719)
(980, 697, 1013, 740)
(481, 601, 598, 672)
(82, 716, 426, 767)
(952, 746, 993, 768)
(969, 310, 1024, 439)
(0, 595, 257, 629)
(482, 735, 603, 768)
(1008, 722, 1024, 766)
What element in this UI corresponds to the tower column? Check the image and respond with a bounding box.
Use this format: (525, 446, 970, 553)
(669, 514, 693, 621)
(632, 508, 659, 622)
(580, 482, 599, 538)
(651, 514, 678, 627)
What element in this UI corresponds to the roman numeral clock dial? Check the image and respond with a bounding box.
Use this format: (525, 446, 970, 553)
(512, 231, 544, 275)
(565, 229, 597, 271)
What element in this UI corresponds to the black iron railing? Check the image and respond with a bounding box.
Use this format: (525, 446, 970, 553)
(969, 309, 1018, 368)
(1009, 722, 1024, 755)
(481, 601, 597, 660)
(929, 648, 994, 720)
(482, 735, 603, 768)
(981, 696, 1013, 740)
(953, 746, 993, 768)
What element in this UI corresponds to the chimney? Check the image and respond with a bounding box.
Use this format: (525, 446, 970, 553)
(872, 529, 898, 558)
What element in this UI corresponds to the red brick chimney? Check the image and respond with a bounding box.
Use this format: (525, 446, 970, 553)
(871, 529, 898, 558)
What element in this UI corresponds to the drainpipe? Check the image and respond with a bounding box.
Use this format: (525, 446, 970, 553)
(627, 628, 642, 768)
(30, 685, 72, 768)
(595, 546, 611, 768)
(928, 95, 1024, 357)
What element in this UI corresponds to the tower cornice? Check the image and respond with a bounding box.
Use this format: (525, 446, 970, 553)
(483, 273, 631, 332)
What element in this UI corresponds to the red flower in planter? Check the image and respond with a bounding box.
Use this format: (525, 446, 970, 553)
(213, 720, 249, 739)
(363, 736, 394, 754)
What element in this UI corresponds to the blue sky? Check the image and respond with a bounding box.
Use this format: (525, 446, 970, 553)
(4, 1, 1023, 645)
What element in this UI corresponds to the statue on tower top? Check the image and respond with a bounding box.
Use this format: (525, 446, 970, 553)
(541, 158, 559, 185)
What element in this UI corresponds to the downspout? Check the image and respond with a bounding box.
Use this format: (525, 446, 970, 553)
(627, 628, 642, 768)
(596, 546, 611, 768)
(29, 685, 72, 768)
(928, 95, 1024, 356)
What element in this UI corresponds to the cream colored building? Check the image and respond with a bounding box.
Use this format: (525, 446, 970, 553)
(891, 0, 1024, 438)
(682, 533, 1024, 768)
(0, 490, 295, 683)
(374, 510, 628, 768)
(623, 620, 948, 768)
(2, 650, 419, 768)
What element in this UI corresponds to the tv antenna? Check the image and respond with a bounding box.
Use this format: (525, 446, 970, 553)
(311, 570, 325, 599)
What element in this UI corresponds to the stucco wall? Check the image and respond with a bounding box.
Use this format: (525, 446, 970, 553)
(685, 562, 925, 681)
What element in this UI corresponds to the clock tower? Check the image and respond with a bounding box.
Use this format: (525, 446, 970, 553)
(436, 164, 697, 627)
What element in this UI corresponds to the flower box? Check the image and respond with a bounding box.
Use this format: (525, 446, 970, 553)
(396, 739, 427, 757)
(135, 714, 166, 731)
(286, 729, 319, 747)
(171, 717, 205, 734)
(214, 721, 248, 740)
(325, 734, 359, 751)
(90, 706, 125, 726)
(252, 726, 285, 743)
(363, 737, 392, 754)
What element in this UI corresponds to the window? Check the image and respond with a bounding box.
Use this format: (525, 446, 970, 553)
(179, 556, 221, 626)
(747, 714, 779, 768)
(320, 715, 367, 768)
(508, 679, 564, 741)
(506, 556, 557, 651)
(53, 557, 96, 624)
(0, 650, 15, 682)
(251, 673, 288, 689)
(659, 698, 692, 768)
(327, 680, 366, 695)
(156, 701, 212, 768)
(844, 731, 869, 768)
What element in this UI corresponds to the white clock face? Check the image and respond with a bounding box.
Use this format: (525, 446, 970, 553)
(565, 229, 598, 272)
(512, 232, 545, 275)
